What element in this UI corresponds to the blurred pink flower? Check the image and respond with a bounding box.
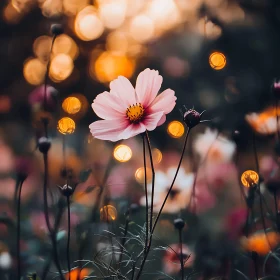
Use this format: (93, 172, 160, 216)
(193, 128, 236, 163)
(163, 244, 194, 274)
(0, 142, 14, 174)
(30, 212, 55, 238)
(140, 168, 194, 213)
(89, 68, 176, 141)
(0, 176, 36, 202)
(189, 181, 216, 214)
(204, 163, 239, 192)
(29, 85, 58, 111)
(260, 156, 278, 182)
(225, 207, 247, 240)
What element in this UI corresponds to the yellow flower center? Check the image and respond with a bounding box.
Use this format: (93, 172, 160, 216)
(126, 103, 144, 123)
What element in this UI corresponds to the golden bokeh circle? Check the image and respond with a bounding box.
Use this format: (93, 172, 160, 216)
(113, 144, 132, 162)
(23, 58, 46, 85)
(209, 51, 226, 70)
(241, 170, 259, 188)
(152, 148, 162, 164)
(49, 54, 74, 82)
(167, 121, 185, 138)
(100, 205, 117, 222)
(135, 167, 152, 184)
(57, 117, 76, 135)
(62, 97, 82, 114)
(92, 51, 135, 83)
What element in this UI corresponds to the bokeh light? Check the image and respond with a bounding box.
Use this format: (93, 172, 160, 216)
(23, 58, 46, 85)
(53, 34, 79, 60)
(152, 148, 162, 164)
(3, 3, 22, 24)
(98, 1, 127, 29)
(130, 15, 154, 43)
(241, 170, 259, 188)
(135, 167, 152, 184)
(106, 31, 128, 55)
(167, 121, 185, 138)
(91, 51, 135, 83)
(63, 0, 88, 16)
(75, 6, 104, 41)
(113, 145, 132, 162)
(65, 268, 91, 280)
(49, 54, 74, 82)
(33, 36, 52, 62)
(100, 205, 117, 222)
(57, 117, 76, 135)
(146, 0, 181, 31)
(209, 51, 226, 70)
(62, 97, 82, 115)
(0, 96, 11, 113)
(242, 231, 280, 255)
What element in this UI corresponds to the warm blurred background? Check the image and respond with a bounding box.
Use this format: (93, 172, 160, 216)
(1, 0, 280, 279)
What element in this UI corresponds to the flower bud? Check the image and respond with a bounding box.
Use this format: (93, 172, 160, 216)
(173, 218, 185, 230)
(15, 157, 31, 181)
(272, 80, 280, 98)
(38, 137, 51, 154)
(29, 85, 58, 112)
(183, 109, 201, 128)
(58, 184, 74, 197)
(266, 180, 280, 194)
(51, 24, 64, 36)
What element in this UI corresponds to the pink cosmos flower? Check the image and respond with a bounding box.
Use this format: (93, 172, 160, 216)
(163, 244, 194, 274)
(89, 68, 176, 141)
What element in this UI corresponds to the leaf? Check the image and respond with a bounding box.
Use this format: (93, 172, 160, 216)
(79, 169, 92, 182)
(85, 185, 96, 193)
(56, 230, 66, 242)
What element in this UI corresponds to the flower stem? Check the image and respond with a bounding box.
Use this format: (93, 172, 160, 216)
(42, 153, 64, 280)
(16, 179, 24, 280)
(43, 35, 56, 112)
(67, 196, 71, 280)
(151, 127, 190, 234)
(142, 134, 149, 252)
(179, 229, 184, 280)
(275, 99, 280, 140)
(135, 128, 191, 280)
(144, 131, 155, 233)
(119, 209, 130, 266)
(274, 191, 279, 230)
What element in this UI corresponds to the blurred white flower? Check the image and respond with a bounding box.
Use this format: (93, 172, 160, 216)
(246, 112, 277, 135)
(0, 252, 12, 269)
(140, 167, 194, 213)
(193, 128, 236, 163)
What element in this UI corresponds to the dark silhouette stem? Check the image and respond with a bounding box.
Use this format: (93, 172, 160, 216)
(67, 196, 71, 280)
(142, 134, 149, 252)
(136, 128, 191, 280)
(145, 131, 155, 233)
(16, 179, 24, 280)
(179, 229, 184, 280)
(42, 152, 64, 280)
(152, 128, 190, 234)
(119, 211, 130, 265)
(43, 35, 56, 112)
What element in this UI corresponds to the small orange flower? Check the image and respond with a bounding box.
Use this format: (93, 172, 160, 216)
(242, 231, 280, 255)
(246, 106, 280, 134)
(65, 268, 91, 280)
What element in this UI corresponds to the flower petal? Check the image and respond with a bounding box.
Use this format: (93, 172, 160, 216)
(135, 68, 163, 107)
(118, 122, 146, 140)
(149, 89, 176, 114)
(92, 91, 126, 120)
(110, 76, 136, 107)
(143, 111, 164, 131)
(89, 119, 128, 142)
